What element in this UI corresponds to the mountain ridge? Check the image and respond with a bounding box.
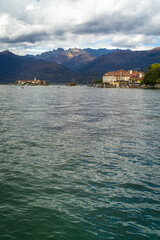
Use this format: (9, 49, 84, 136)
(0, 51, 74, 84)
(1, 47, 160, 84)
(77, 48, 160, 73)
(35, 48, 117, 71)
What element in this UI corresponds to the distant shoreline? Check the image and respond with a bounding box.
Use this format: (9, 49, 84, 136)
(0, 83, 160, 89)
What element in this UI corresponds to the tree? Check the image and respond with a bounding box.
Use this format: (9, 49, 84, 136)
(92, 79, 102, 85)
(143, 63, 160, 86)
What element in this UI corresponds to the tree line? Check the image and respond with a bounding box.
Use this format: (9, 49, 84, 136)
(143, 63, 160, 86)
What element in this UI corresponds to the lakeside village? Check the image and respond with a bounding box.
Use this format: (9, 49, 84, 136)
(15, 77, 47, 86)
(93, 68, 160, 88)
(101, 69, 144, 88)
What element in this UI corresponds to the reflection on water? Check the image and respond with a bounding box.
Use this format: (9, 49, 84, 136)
(0, 85, 160, 240)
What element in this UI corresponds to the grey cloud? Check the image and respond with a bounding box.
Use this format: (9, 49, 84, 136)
(72, 13, 152, 36)
(112, 39, 137, 49)
(0, 31, 49, 44)
(53, 29, 67, 37)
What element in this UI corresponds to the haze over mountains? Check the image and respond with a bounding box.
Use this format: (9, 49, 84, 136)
(1, 47, 160, 84)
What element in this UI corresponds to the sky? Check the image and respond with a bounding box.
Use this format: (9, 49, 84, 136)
(0, 0, 160, 55)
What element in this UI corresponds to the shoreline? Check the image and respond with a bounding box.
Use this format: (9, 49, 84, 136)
(0, 83, 159, 89)
(92, 83, 160, 89)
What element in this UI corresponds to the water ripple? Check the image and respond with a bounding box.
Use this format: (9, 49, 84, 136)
(0, 86, 160, 239)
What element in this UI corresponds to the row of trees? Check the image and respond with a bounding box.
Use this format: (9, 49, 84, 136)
(143, 63, 160, 86)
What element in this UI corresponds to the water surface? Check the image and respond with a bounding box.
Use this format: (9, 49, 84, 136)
(0, 85, 160, 239)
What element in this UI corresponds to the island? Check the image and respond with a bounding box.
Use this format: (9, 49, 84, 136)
(15, 77, 47, 86)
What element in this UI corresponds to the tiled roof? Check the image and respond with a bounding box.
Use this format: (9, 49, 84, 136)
(104, 69, 144, 78)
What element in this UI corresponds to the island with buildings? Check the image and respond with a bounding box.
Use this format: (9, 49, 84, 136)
(15, 77, 47, 86)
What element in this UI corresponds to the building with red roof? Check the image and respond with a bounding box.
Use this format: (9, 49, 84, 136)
(103, 70, 144, 87)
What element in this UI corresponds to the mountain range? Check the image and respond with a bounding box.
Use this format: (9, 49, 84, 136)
(1, 47, 160, 84)
(78, 48, 160, 73)
(35, 48, 116, 71)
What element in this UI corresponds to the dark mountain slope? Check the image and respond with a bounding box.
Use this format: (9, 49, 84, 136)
(78, 48, 160, 73)
(0, 51, 74, 84)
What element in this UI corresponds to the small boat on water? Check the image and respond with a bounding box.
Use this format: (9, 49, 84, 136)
(65, 82, 77, 86)
(18, 85, 25, 89)
(65, 78, 77, 86)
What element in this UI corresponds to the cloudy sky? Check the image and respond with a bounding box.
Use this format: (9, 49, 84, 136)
(0, 0, 160, 55)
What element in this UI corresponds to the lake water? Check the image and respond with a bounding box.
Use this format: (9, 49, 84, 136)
(0, 85, 160, 240)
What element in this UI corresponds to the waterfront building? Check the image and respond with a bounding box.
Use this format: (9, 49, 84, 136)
(103, 70, 144, 87)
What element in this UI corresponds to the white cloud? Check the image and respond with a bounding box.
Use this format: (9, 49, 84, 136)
(0, 0, 160, 54)
(0, 14, 9, 37)
(26, 4, 36, 12)
(112, 35, 154, 49)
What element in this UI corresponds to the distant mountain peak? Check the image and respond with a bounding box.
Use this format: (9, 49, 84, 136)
(149, 47, 160, 51)
(0, 50, 15, 55)
(57, 48, 64, 52)
(69, 47, 78, 50)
